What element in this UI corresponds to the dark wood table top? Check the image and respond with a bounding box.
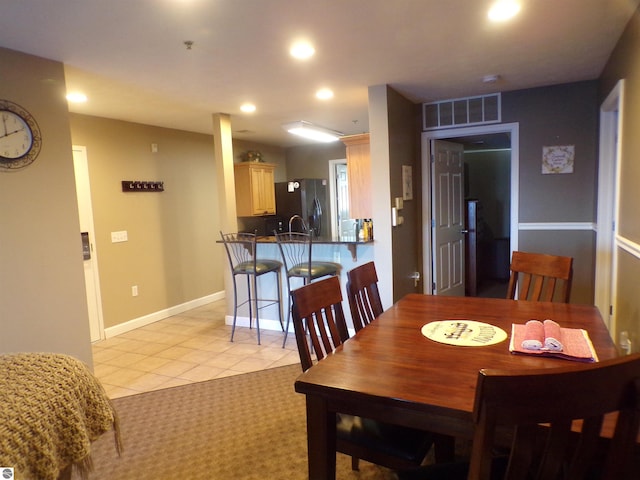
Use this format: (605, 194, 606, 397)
(295, 294, 618, 438)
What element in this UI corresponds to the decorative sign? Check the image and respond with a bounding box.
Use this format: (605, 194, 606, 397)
(402, 165, 413, 200)
(421, 320, 508, 347)
(542, 145, 574, 174)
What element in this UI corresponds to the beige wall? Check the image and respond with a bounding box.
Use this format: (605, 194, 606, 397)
(600, 5, 640, 350)
(385, 86, 423, 301)
(285, 143, 347, 179)
(70, 115, 225, 329)
(0, 47, 93, 365)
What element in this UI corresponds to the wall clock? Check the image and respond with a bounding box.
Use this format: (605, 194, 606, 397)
(0, 99, 42, 170)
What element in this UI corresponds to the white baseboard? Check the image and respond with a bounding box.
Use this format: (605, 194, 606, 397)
(104, 291, 225, 339)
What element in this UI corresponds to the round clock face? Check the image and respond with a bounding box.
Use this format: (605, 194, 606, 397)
(0, 100, 42, 170)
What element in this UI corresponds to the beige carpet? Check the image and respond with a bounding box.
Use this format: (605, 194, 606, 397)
(74, 364, 397, 480)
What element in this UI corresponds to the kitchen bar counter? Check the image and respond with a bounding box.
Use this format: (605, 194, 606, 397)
(254, 235, 373, 261)
(218, 235, 374, 261)
(218, 234, 375, 332)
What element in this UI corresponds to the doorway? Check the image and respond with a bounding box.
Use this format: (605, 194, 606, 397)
(595, 80, 624, 334)
(422, 123, 520, 297)
(72, 145, 104, 342)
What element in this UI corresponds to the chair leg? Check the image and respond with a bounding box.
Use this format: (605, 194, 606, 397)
(246, 275, 253, 330)
(282, 276, 293, 348)
(351, 456, 359, 471)
(252, 274, 261, 345)
(230, 275, 239, 342)
(276, 270, 284, 331)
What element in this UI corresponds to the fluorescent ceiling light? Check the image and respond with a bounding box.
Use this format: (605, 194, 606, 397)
(282, 121, 343, 143)
(488, 0, 521, 22)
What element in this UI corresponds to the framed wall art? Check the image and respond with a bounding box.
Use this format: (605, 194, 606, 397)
(542, 145, 574, 174)
(402, 165, 413, 200)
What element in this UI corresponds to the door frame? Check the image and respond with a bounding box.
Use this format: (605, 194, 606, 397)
(73, 145, 105, 341)
(595, 79, 624, 333)
(421, 122, 520, 293)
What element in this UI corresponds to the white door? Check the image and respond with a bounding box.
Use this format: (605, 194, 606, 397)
(431, 140, 465, 296)
(72, 146, 104, 342)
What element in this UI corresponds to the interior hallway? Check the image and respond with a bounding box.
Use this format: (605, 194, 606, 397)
(91, 299, 300, 399)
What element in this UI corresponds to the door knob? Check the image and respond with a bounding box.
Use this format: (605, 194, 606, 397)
(460, 229, 469, 234)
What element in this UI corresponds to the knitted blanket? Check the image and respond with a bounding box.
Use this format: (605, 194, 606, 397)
(0, 353, 121, 480)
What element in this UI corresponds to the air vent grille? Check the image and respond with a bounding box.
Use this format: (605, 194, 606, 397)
(423, 93, 501, 131)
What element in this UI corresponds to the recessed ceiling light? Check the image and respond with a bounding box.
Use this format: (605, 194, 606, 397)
(290, 40, 315, 60)
(240, 103, 256, 113)
(488, 0, 521, 22)
(316, 88, 334, 100)
(66, 92, 87, 103)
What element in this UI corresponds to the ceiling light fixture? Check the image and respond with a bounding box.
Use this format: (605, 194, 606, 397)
(289, 41, 315, 60)
(66, 92, 87, 103)
(488, 0, 521, 22)
(282, 121, 343, 143)
(316, 88, 334, 100)
(240, 103, 256, 113)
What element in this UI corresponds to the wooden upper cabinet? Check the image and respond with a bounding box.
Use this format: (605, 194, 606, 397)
(342, 133, 371, 219)
(234, 162, 276, 216)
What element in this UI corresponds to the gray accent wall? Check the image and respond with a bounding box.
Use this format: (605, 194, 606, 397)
(502, 81, 600, 304)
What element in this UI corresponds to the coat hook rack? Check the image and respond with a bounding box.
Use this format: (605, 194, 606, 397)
(121, 180, 165, 192)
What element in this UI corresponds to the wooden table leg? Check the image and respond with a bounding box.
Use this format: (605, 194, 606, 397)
(305, 395, 337, 480)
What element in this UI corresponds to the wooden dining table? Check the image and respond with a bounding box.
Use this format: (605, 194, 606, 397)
(294, 294, 618, 480)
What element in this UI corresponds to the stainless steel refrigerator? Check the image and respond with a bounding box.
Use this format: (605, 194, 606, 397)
(275, 179, 329, 238)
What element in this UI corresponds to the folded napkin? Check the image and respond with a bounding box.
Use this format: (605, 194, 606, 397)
(521, 319, 564, 352)
(543, 319, 563, 351)
(522, 320, 544, 350)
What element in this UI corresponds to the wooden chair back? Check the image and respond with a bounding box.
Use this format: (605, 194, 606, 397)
(346, 262, 384, 332)
(290, 275, 349, 372)
(506, 251, 573, 303)
(468, 354, 640, 480)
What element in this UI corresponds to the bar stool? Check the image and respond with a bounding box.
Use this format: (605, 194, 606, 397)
(274, 231, 339, 347)
(220, 231, 283, 345)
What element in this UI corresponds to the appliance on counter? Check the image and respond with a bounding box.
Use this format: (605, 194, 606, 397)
(275, 179, 329, 238)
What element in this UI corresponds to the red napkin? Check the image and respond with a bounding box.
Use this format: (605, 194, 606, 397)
(543, 319, 563, 351)
(522, 320, 544, 350)
(521, 319, 564, 351)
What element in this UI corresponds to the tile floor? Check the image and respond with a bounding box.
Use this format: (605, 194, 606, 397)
(91, 299, 300, 399)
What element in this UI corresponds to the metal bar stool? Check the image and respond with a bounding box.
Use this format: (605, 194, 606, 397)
(220, 231, 284, 345)
(274, 231, 339, 347)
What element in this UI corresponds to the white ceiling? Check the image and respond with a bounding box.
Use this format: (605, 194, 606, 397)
(1, 0, 637, 147)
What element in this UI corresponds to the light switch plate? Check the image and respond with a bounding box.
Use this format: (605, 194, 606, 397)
(111, 230, 128, 243)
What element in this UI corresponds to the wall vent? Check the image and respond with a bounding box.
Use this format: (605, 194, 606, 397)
(423, 93, 501, 131)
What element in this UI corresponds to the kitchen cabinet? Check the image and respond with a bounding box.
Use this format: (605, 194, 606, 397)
(234, 162, 276, 216)
(341, 133, 371, 219)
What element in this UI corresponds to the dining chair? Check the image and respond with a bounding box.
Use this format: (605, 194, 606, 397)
(346, 261, 384, 332)
(291, 275, 446, 472)
(396, 353, 640, 480)
(274, 231, 339, 347)
(220, 231, 283, 345)
(506, 250, 573, 303)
